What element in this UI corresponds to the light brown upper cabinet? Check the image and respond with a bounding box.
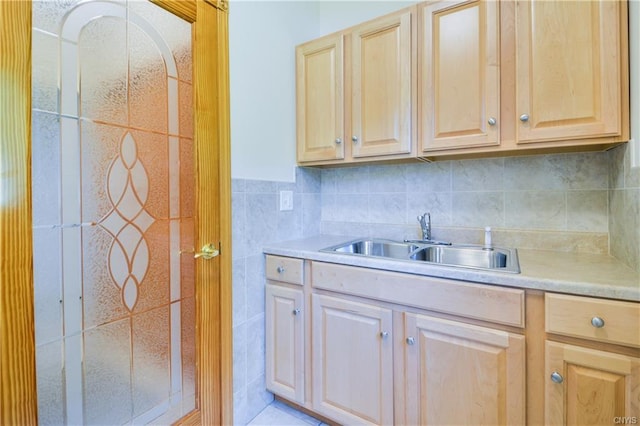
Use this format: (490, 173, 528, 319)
(297, 0, 629, 164)
(296, 33, 344, 163)
(515, 0, 627, 145)
(296, 7, 416, 165)
(419, 0, 500, 152)
(350, 9, 415, 159)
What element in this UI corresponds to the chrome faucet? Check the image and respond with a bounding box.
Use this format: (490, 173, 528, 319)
(418, 212, 431, 241)
(405, 212, 451, 245)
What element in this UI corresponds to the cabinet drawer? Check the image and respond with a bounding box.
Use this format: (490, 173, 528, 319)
(266, 255, 304, 285)
(546, 293, 640, 348)
(311, 262, 524, 327)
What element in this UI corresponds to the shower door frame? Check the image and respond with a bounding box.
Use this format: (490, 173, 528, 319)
(0, 0, 233, 424)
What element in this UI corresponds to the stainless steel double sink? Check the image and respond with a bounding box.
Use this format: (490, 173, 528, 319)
(321, 238, 520, 273)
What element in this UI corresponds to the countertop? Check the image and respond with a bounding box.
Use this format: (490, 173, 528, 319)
(263, 235, 640, 302)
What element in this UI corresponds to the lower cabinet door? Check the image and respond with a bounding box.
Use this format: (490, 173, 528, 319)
(312, 294, 394, 425)
(404, 313, 526, 425)
(265, 284, 304, 403)
(545, 341, 640, 425)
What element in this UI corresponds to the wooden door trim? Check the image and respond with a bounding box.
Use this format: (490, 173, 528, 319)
(192, 0, 234, 423)
(0, 1, 232, 424)
(0, 1, 36, 424)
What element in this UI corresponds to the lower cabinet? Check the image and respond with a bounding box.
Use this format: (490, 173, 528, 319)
(265, 284, 305, 404)
(403, 313, 526, 425)
(545, 341, 640, 425)
(264, 256, 639, 425)
(311, 293, 394, 425)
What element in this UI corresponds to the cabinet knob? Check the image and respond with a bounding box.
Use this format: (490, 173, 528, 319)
(591, 316, 605, 328)
(380, 331, 389, 339)
(276, 266, 285, 274)
(335, 138, 342, 145)
(488, 117, 497, 126)
(292, 308, 300, 316)
(352, 135, 359, 143)
(550, 371, 564, 384)
(519, 113, 530, 122)
(406, 337, 415, 345)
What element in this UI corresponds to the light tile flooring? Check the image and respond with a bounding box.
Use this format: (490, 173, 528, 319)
(247, 400, 328, 426)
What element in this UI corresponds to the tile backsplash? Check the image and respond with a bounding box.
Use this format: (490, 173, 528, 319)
(231, 168, 321, 425)
(609, 144, 640, 273)
(231, 146, 639, 424)
(320, 152, 613, 255)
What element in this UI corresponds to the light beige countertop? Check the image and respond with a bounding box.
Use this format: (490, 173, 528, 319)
(263, 235, 640, 302)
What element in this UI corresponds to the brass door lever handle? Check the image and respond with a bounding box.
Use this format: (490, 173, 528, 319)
(193, 243, 220, 260)
(180, 243, 221, 259)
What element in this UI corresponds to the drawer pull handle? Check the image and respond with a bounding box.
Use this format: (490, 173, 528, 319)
(292, 308, 300, 316)
(380, 331, 389, 339)
(406, 337, 415, 345)
(276, 266, 285, 274)
(591, 316, 605, 328)
(550, 371, 564, 384)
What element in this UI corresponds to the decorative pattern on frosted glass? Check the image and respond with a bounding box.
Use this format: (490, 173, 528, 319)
(100, 132, 154, 311)
(32, 1, 195, 425)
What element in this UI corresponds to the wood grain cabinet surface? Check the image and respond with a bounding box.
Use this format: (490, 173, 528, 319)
(295, 34, 344, 163)
(418, 0, 500, 153)
(311, 293, 394, 425)
(264, 256, 640, 425)
(545, 341, 640, 425)
(515, 0, 627, 146)
(404, 314, 525, 425)
(296, 0, 629, 164)
(296, 7, 416, 165)
(543, 293, 640, 425)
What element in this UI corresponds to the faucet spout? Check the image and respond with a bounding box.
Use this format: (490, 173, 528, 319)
(418, 212, 431, 241)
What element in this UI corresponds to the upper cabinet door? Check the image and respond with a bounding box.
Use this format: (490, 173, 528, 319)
(296, 34, 344, 163)
(419, 0, 500, 152)
(350, 10, 414, 158)
(516, 0, 624, 144)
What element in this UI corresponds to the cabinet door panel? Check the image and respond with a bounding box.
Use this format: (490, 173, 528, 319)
(420, 0, 500, 151)
(404, 314, 525, 425)
(516, 0, 622, 143)
(265, 284, 304, 403)
(351, 10, 413, 158)
(296, 34, 344, 162)
(545, 341, 640, 425)
(312, 294, 393, 425)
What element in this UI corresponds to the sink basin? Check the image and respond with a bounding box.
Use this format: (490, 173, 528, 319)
(331, 239, 420, 260)
(321, 238, 520, 273)
(410, 245, 510, 269)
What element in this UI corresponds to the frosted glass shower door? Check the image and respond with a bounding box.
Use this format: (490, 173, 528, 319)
(32, 1, 196, 424)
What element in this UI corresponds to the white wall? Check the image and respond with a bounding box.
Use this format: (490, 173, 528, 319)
(229, 1, 320, 182)
(316, 0, 415, 34)
(229, 0, 416, 182)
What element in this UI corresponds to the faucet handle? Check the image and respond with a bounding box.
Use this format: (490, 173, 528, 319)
(417, 212, 430, 225)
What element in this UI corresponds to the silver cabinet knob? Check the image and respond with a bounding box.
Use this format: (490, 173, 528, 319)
(352, 135, 359, 143)
(335, 138, 342, 144)
(292, 308, 300, 316)
(488, 117, 497, 126)
(550, 371, 564, 384)
(591, 316, 605, 328)
(276, 266, 285, 274)
(406, 337, 415, 345)
(519, 114, 530, 122)
(380, 331, 389, 339)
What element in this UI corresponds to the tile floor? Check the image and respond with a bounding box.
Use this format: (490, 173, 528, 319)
(247, 400, 327, 426)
